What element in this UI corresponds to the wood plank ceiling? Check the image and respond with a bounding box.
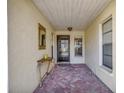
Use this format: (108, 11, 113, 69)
(32, 0, 112, 30)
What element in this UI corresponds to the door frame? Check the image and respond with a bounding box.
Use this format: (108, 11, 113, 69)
(57, 35, 70, 62)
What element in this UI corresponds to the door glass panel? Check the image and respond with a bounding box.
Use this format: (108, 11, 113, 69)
(57, 35, 70, 62)
(60, 40, 69, 57)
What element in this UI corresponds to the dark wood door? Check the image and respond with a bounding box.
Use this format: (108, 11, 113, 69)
(57, 35, 70, 62)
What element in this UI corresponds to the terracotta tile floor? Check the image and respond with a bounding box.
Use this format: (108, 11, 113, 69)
(34, 64, 113, 93)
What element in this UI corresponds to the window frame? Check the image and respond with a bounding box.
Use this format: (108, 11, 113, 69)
(74, 37, 83, 56)
(102, 16, 113, 71)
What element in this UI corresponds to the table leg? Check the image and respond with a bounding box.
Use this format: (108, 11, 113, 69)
(46, 61, 50, 74)
(38, 63, 43, 87)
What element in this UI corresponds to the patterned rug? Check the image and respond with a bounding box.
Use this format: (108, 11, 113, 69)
(33, 64, 113, 93)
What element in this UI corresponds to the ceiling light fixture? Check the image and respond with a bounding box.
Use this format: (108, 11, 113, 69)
(67, 27, 72, 31)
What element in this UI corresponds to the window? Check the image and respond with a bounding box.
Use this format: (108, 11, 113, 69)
(74, 38, 82, 56)
(102, 17, 112, 69)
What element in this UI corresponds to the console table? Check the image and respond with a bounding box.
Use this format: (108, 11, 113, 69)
(37, 57, 54, 87)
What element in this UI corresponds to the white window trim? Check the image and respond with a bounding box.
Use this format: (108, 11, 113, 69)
(99, 15, 113, 73)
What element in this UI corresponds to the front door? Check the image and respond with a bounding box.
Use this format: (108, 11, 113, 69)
(57, 35, 70, 62)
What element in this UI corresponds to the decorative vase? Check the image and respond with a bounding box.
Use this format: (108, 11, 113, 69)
(44, 54, 48, 59)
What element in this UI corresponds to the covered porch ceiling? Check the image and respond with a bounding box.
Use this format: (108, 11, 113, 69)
(32, 0, 112, 30)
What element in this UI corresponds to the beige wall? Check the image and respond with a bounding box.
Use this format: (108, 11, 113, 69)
(85, 1, 116, 92)
(54, 30, 85, 64)
(8, 0, 54, 93)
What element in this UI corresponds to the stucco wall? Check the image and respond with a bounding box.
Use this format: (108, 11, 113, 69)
(8, 0, 54, 93)
(85, 1, 116, 92)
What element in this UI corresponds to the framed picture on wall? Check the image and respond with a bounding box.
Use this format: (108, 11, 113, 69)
(74, 37, 82, 56)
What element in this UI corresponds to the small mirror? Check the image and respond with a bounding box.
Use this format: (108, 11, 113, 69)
(38, 23, 46, 50)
